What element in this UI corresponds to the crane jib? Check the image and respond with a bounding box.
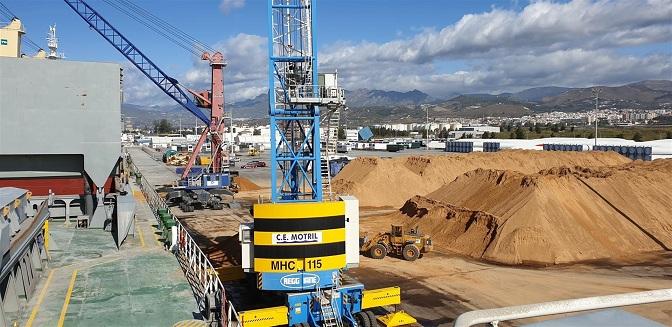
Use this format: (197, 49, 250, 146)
(63, 0, 211, 125)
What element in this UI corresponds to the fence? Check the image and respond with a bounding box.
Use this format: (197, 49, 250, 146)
(127, 154, 241, 326)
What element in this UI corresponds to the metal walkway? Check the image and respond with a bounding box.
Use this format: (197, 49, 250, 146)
(17, 185, 197, 327)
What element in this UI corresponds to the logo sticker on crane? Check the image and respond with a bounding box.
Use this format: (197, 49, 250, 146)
(280, 273, 320, 289)
(260, 270, 340, 291)
(0, 39, 7, 46)
(272, 231, 322, 244)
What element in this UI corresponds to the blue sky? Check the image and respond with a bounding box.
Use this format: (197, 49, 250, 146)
(3, 1, 521, 68)
(2, 0, 671, 104)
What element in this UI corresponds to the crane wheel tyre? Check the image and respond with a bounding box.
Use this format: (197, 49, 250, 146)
(369, 244, 387, 259)
(365, 311, 378, 327)
(354, 312, 371, 327)
(402, 244, 420, 261)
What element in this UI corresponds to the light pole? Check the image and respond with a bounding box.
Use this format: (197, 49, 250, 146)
(592, 88, 601, 147)
(426, 106, 429, 152)
(229, 106, 234, 157)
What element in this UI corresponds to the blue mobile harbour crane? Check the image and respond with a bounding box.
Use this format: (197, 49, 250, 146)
(236, 1, 416, 326)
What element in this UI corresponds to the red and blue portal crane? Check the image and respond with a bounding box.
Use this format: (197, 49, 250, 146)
(64, 0, 229, 183)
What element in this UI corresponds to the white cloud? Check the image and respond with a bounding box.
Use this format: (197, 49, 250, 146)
(219, 0, 245, 14)
(322, 49, 672, 97)
(124, 0, 672, 104)
(121, 63, 173, 106)
(322, 0, 671, 66)
(319, 0, 672, 97)
(185, 33, 267, 102)
(120, 33, 268, 106)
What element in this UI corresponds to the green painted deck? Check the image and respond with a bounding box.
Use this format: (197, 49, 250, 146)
(19, 184, 197, 327)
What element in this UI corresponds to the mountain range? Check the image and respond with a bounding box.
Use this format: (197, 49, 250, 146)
(123, 80, 672, 126)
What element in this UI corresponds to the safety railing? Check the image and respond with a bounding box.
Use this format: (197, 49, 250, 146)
(0, 200, 50, 282)
(453, 288, 672, 327)
(276, 85, 345, 105)
(126, 152, 242, 326)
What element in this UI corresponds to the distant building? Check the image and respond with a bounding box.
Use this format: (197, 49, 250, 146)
(622, 111, 657, 122)
(561, 118, 587, 125)
(345, 129, 359, 141)
(448, 125, 500, 139)
(0, 19, 25, 58)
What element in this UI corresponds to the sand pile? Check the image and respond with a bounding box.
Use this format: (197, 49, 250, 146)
(234, 176, 261, 191)
(333, 150, 630, 207)
(387, 160, 672, 265)
(396, 196, 502, 259)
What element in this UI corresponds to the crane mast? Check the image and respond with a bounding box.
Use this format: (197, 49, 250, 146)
(269, 0, 322, 202)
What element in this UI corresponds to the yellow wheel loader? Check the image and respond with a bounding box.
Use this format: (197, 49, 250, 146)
(360, 224, 433, 261)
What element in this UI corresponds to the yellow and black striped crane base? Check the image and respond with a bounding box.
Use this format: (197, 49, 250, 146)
(252, 201, 346, 273)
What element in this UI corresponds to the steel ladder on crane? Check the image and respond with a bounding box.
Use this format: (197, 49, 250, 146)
(320, 106, 341, 200)
(316, 274, 345, 327)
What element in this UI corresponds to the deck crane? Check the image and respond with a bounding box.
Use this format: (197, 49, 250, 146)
(235, 1, 412, 326)
(64, 0, 230, 189)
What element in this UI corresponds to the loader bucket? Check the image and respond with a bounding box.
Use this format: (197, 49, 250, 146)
(377, 310, 418, 327)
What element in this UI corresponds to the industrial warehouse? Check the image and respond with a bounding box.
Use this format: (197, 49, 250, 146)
(0, 1, 671, 327)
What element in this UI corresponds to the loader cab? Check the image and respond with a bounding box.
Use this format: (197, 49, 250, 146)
(391, 224, 403, 237)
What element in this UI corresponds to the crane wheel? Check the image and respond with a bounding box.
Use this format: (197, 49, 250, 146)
(365, 311, 378, 327)
(402, 244, 420, 261)
(354, 312, 371, 327)
(369, 244, 387, 259)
